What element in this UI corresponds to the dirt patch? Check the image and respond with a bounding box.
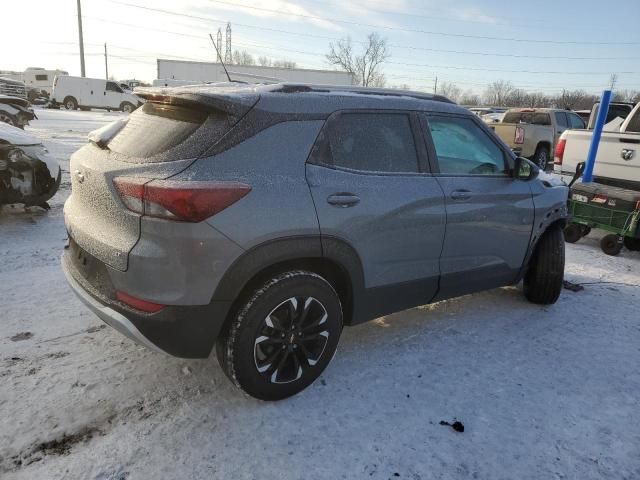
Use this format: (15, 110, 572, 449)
(8, 426, 103, 471)
(10, 332, 33, 342)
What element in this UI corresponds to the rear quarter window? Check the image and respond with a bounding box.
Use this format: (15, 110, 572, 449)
(106, 102, 231, 162)
(323, 112, 419, 173)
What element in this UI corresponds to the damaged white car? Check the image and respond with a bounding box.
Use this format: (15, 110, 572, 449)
(0, 123, 61, 209)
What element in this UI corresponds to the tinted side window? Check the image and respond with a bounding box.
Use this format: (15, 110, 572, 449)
(326, 113, 419, 173)
(554, 112, 568, 128)
(533, 113, 551, 125)
(106, 82, 123, 93)
(426, 116, 507, 175)
(568, 113, 585, 129)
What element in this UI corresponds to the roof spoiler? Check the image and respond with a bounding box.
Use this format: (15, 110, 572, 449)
(135, 85, 260, 118)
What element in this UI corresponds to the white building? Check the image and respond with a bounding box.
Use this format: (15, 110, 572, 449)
(155, 59, 355, 87)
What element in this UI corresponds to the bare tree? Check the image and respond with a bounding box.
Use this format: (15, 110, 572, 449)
(232, 50, 255, 66)
(483, 80, 514, 106)
(459, 90, 481, 106)
(326, 33, 389, 87)
(523, 92, 549, 108)
(257, 56, 272, 67)
(273, 60, 297, 69)
(613, 89, 640, 103)
(437, 81, 461, 102)
(554, 89, 595, 110)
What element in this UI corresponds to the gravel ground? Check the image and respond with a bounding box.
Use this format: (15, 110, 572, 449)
(0, 109, 639, 480)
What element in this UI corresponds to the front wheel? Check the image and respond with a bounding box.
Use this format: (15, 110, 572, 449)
(120, 102, 135, 113)
(524, 225, 565, 304)
(216, 271, 343, 400)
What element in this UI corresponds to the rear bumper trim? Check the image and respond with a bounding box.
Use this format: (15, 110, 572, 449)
(62, 257, 168, 355)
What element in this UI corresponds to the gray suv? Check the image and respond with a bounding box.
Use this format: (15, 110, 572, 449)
(62, 84, 568, 400)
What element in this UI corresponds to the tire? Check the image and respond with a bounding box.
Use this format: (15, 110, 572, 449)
(623, 237, 640, 252)
(63, 96, 78, 110)
(0, 111, 18, 127)
(563, 224, 582, 243)
(216, 271, 343, 401)
(532, 145, 550, 171)
(601, 234, 623, 256)
(524, 225, 565, 305)
(120, 102, 135, 113)
(581, 225, 591, 237)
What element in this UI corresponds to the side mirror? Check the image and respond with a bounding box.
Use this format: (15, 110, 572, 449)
(513, 156, 539, 181)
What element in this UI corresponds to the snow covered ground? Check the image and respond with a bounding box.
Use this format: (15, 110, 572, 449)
(1, 109, 639, 480)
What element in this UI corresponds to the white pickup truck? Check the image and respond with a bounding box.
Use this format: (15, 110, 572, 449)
(554, 102, 640, 190)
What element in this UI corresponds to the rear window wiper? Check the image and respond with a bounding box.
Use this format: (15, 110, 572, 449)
(88, 118, 128, 149)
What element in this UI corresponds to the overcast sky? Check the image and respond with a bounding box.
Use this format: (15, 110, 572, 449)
(4, 0, 639, 94)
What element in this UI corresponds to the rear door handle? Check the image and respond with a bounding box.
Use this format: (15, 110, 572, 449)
(327, 193, 360, 207)
(450, 190, 472, 201)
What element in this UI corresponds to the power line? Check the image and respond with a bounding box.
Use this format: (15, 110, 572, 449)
(230, 40, 638, 76)
(81, 15, 640, 77)
(203, 0, 640, 46)
(106, 0, 640, 46)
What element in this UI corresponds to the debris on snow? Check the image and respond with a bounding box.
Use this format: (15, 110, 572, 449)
(563, 280, 585, 292)
(439, 420, 465, 433)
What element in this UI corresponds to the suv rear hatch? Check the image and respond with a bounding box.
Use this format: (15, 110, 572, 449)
(64, 85, 259, 271)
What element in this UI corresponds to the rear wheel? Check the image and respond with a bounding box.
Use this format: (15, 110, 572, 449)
(563, 224, 583, 243)
(524, 225, 565, 305)
(532, 145, 550, 170)
(623, 237, 640, 252)
(63, 96, 78, 110)
(217, 271, 343, 401)
(601, 234, 623, 256)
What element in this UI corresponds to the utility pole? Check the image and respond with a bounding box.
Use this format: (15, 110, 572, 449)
(104, 43, 109, 80)
(609, 73, 618, 91)
(76, 0, 86, 77)
(434, 76, 438, 94)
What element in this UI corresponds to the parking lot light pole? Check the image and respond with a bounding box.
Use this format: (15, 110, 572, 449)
(583, 89, 612, 183)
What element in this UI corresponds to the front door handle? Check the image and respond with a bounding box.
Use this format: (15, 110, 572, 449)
(327, 193, 360, 207)
(450, 190, 472, 201)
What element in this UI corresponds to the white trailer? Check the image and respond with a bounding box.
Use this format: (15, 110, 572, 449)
(3, 68, 69, 95)
(156, 59, 356, 86)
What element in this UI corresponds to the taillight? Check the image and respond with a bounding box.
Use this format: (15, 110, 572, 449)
(113, 177, 251, 222)
(514, 126, 525, 144)
(554, 138, 566, 165)
(116, 291, 165, 313)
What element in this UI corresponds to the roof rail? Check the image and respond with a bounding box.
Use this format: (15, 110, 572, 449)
(268, 83, 455, 104)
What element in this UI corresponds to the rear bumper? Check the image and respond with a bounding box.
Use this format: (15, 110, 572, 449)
(62, 248, 232, 358)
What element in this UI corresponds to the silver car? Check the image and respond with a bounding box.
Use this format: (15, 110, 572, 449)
(62, 83, 568, 400)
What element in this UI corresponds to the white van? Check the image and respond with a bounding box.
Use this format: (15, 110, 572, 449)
(52, 75, 142, 112)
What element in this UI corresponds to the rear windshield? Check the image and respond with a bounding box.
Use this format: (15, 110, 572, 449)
(108, 103, 207, 158)
(503, 111, 551, 126)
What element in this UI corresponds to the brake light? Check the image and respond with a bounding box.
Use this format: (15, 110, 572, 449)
(116, 291, 165, 313)
(554, 138, 566, 165)
(514, 126, 525, 144)
(113, 178, 251, 222)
